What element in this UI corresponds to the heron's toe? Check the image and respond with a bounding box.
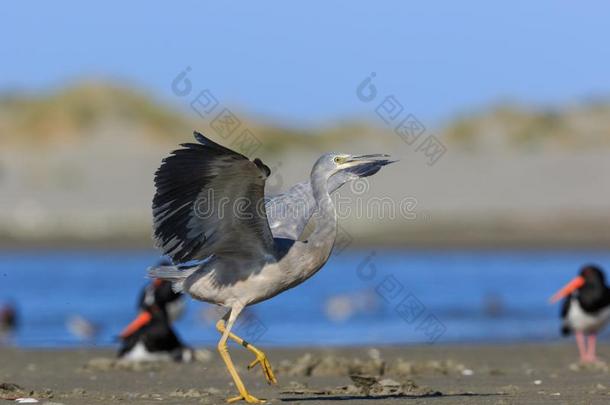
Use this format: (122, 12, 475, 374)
(248, 353, 277, 385)
(227, 394, 266, 403)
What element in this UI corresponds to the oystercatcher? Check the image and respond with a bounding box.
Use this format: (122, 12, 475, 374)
(138, 276, 185, 322)
(550, 264, 610, 363)
(118, 277, 193, 362)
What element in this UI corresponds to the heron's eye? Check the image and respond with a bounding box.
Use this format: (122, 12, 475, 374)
(333, 156, 341, 164)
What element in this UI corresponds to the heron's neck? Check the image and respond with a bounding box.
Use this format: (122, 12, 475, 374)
(308, 170, 337, 260)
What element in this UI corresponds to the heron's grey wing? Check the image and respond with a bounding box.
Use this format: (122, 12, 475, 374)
(266, 172, 350, 240)
(266, 181, 313, 240)
(153, 131, 275, 263)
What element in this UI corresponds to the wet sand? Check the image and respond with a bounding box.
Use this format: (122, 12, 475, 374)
(1, 343, 610, 404)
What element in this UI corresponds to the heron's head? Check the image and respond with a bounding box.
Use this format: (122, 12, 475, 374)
(313, 152, 395, 180)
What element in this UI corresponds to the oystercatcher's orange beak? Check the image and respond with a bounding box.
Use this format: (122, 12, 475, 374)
(119, 311, 152, 338)
(549, 276, 585, 304)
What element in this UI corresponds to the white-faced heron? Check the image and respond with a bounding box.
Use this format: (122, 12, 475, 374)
(149, 131, 393, 403)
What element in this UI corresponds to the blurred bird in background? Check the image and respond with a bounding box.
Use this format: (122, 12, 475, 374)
(137, 257, 186, 322)
(0, 302, 18, 344)
(148, 131, 393, 403)
(118, 258, 193, 362)
(324, 289, 381, 323)
(66, 315, 100, 342)
(551, 264, 610, 363)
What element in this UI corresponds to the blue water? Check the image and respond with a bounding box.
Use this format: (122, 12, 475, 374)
(1, 249, 609, 348)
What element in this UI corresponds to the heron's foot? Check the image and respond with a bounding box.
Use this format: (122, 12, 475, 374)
(248, 351, 277, 385)
(227, 392, 265, 403)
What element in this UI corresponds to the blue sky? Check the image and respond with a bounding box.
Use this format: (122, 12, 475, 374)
(2, 1, 609, 127)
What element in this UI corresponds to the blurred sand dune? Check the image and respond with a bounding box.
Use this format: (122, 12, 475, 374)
(1, 82, 609, 247)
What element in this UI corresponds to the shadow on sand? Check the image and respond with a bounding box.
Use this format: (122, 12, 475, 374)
(280, 392, 504, 401)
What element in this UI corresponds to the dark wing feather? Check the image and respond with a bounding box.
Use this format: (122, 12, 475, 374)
(153, 131, 274, 263)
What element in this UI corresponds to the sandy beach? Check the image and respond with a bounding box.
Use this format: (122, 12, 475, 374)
(1, 343, 610, 404)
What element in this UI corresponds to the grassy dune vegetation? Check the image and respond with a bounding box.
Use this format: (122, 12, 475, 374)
(3, 81, 609, 151)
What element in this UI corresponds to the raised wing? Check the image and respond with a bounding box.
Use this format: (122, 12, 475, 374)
(153, 132, 274, 263)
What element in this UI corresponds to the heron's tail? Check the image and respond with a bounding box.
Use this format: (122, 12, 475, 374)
(147, 265, 197, 293)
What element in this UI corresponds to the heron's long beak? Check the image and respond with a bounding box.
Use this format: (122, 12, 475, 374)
(119, 311, 152, 338)
(549, 276, 585, 304)
(344, 154, 396, 177)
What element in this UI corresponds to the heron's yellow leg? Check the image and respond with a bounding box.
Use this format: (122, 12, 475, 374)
(216, 319, 277, 385)
(217, 308, 265, 404)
